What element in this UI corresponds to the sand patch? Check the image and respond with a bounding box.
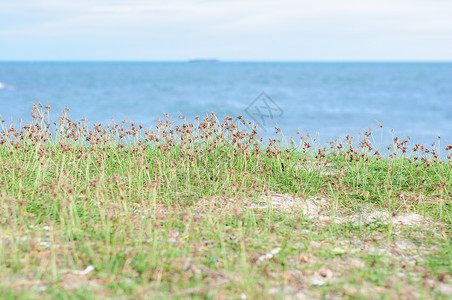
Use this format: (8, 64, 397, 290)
(334, 210, 430, 227)
(296, 161, 348, 176)
(252, 193, 327, 216)
(253, 193, 433, 228)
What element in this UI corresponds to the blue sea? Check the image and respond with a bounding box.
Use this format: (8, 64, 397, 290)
(0, 62, 451, 149)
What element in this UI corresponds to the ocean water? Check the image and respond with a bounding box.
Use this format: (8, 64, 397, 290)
(0, 62, 451, 148)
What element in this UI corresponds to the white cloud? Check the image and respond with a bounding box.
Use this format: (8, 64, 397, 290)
(1, 0, 452, 59)
(3, 0, 452, 36)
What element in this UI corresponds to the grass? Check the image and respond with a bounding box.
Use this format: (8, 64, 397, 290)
(0, 105, 451, 299)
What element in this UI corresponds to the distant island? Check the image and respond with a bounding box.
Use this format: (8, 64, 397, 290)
(188, 57, 219, 63)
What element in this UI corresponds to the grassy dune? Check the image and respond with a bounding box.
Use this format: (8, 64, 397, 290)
(0, 105, 451, 299)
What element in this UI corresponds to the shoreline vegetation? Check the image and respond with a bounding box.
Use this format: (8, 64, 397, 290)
(0, 105, 451, 299)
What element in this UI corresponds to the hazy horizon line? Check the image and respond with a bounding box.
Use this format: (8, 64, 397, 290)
(1, 59, 452, 63)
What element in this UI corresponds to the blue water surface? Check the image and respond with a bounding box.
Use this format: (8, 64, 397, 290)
(0, 62, 451, 148)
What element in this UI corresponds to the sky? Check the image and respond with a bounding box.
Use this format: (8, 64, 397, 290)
(1, 0, 452, 61)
